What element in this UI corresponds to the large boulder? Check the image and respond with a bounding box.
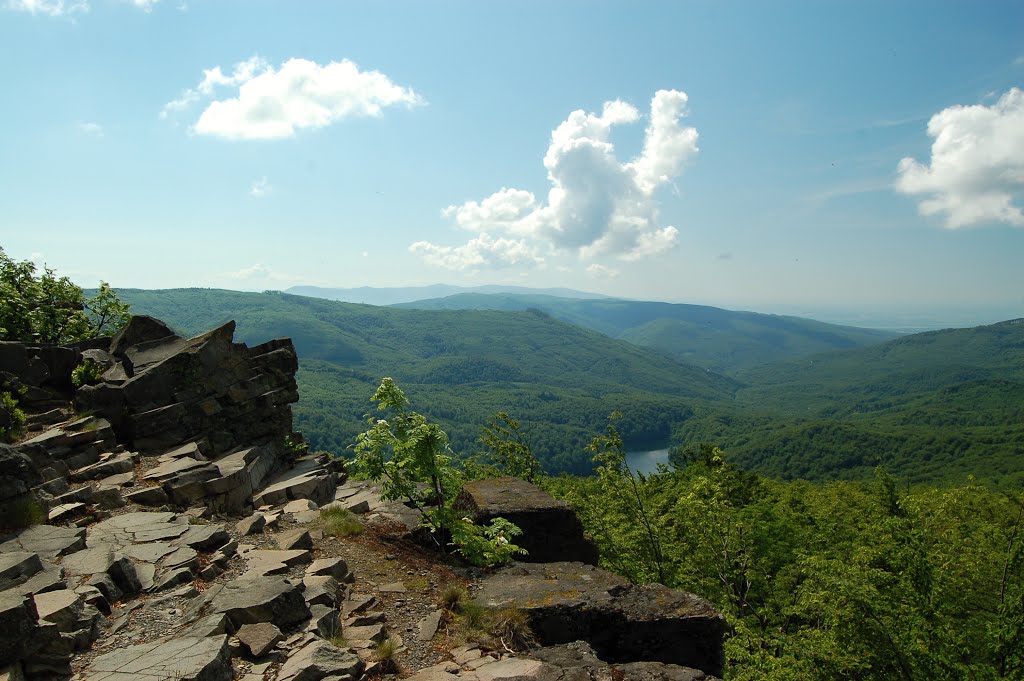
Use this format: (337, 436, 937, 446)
(454, 477, 598, 564)
(477, 562, 725, 678)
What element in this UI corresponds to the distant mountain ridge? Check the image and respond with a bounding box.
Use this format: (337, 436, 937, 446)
(395, 292, 901, 374)
(286, 284, 610, 306)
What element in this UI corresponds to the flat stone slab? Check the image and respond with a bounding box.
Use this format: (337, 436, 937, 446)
(275, 529, 313, 551)
(277, 640, 362, 681)
(0, 525, 85, 559)
(210, 575, 311, 629)
(237, 622, 283, 657)
(143, 455, 210, 481)
(120, 542, 176, 564)
(32, 588, 81, 629)
(0, 551, 44, 591)
(244, 549, 311, 568)
(172, 525, 229, 551)
(84, 634, 232, 680)
(418, 609, 443, 642)
(283, 499, 318, 513)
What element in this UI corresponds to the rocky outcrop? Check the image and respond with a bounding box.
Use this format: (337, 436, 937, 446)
(1, 316, 311, 522)
(454, 477, 599, 564)
(477, 561, 725, 678)
(75, 318, 299, 457)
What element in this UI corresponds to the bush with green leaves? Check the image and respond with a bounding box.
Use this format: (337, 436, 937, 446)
(0, 247, 130, 344)
(354, 377, 525, 566)
(71, 359, 105, 387)
(1, 390, 27, 442)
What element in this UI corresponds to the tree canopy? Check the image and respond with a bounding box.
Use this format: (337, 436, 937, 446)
(0, 247, 130, 344)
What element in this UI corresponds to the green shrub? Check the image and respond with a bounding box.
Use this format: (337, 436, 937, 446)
(355, 378, 526, 566)
(71, 359, 104, 387)
(0, 390, 26, 443)
(320, 506, 364, 537)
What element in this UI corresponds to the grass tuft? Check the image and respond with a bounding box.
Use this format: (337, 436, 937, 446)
(320, 506, 364, 538)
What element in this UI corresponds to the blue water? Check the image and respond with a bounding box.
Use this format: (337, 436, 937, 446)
(624, 448, 670, 476)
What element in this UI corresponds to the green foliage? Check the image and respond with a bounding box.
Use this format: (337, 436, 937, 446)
(71, 359, 104, 387)
(0, 390, 27, 442)
(448, 516, 526, 567)
(283, 434, 309, 454)
(0, 248, 130, 344)
(558, 413, 668, 584)
(549, 461, 1024, 680)
(354, 378, 524, 565)
(469, 411, 542, 482)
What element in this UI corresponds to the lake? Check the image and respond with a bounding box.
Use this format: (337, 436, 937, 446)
(624, 448, 670, 475)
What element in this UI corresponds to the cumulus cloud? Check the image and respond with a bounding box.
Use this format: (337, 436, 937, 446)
(5, 0, 87, 16)
(161, 55, 422, 140)
(416, 90, 698, 269)
(249, 176, 271, 198)
(409, 233, 544, 271)
(896, 87, 1024, 228)
(123, 0, 157, 10)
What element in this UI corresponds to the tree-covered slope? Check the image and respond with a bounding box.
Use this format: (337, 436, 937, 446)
(396, 293, 900, 373)
(680, 319, 1024, 485)
(117, 288, 738, 474)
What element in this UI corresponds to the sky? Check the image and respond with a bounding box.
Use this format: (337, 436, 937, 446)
(2, 0, 1023, 327)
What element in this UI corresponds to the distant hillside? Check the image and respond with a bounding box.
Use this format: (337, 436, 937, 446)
(286, 284, 609, 307)
(680, 318, 1024, 485)
(396, 293, 900, 373)
(117, 288, 737, 474)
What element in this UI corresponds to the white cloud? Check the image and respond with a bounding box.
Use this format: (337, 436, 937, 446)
(6, 0, 154, 14)
(250, 176, 271, 198)
(418, 90, 698, 269)
(586, 263, 619, 278)
(78, 121, 103, 137)
(896, 87, 1024, 228)
(409, 233, 544, 271)
(227, 263, 274, 280)
(5, 0, 87, 16)
(162, 55, 422, 140)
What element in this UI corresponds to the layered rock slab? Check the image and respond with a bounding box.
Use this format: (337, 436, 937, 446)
(477, 562, 725, 678)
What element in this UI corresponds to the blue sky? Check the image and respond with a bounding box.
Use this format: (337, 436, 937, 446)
(2, 0, 1022, 326)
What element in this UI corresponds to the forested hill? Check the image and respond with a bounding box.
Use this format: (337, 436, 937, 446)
(681, 318, 1024, 485)
(116, 288, 738, 474)
(395, 293, 900, 373)
(286, 284, 609, 307)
